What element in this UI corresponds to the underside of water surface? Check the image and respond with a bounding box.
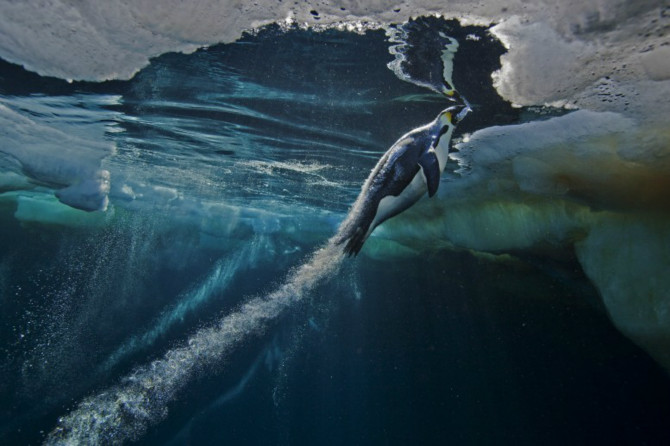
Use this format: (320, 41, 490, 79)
(1, 2, 670, 445)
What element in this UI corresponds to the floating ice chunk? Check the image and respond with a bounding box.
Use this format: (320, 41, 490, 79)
(111, 183, 137, 202)
(150, 185, 180, 203)
(55, 169, 110, 211)
(377, 198, 590, 254)
(14, 193, 109, 227)
(450, 110, 636, 202)
(0, 96, 115, 211)
(512, 156, 570, 195)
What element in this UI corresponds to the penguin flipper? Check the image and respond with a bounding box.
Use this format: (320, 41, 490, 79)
(418, 148, 441, 197)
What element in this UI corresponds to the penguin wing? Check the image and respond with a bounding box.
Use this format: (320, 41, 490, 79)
(418, 148, 440, 197)
(374, 140, 422, 197)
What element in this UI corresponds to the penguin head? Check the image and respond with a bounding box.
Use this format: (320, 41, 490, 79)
(440, 104, 470, 127)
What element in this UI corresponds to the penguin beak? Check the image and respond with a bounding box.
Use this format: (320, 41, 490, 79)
(447, 104, 471, 125)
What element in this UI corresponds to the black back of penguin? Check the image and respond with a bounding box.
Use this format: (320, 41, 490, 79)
(335, 104, 468, 256)
(335, 118, 441, 255)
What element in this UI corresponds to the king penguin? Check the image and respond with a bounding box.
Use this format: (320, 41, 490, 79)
(335, 103, 469, 256)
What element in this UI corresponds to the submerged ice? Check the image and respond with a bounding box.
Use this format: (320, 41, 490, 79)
(0, 95, 117, 211)
(1, 2, 670, 445)
(376, 108, 670, 369)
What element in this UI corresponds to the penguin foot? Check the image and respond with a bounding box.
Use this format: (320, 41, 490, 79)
(336, 226, 367, 257)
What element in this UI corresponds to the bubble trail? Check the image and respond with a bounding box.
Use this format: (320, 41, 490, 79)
(45, 241, 343, 445)
(99, 242, 258, 374)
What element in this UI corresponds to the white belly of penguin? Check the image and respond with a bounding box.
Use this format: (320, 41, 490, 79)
(368, 171, 428, 237)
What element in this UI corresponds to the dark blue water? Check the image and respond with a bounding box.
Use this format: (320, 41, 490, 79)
(1, 17, 669, 445)
(152, 254, 670, 446)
